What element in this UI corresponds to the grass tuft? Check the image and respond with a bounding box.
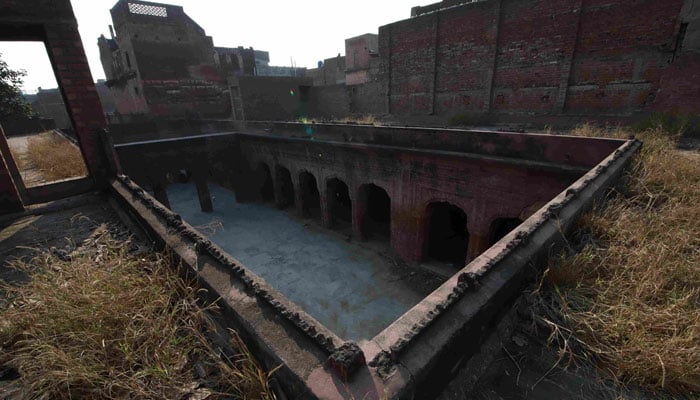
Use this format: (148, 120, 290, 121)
(25, 131, 88, 182)
(0, 225, 276, 399)
(541, 126, 700, 394)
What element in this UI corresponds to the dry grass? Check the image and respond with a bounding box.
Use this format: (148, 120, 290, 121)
(26, 131, 88, 182)
(334, 115, 378, 125)
(0, 225, 276, 399)
(297, 115, 380, 125)
(541, 125, 700, 394)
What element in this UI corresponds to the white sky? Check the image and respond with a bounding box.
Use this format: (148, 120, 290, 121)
(0, 0, 424, 94)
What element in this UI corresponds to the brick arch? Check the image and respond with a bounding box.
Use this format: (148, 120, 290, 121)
(422, 201, 469, 267)
(356, 183, 391, 242)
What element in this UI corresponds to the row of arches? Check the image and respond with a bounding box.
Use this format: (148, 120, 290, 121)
(254, 161, 522, 266)
(256, 162, 391, 241)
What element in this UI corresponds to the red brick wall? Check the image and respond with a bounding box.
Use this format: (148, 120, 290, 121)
(380, 0, 693, 120)
(44, 22, 109, 180)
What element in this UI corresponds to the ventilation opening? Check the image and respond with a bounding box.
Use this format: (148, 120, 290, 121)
(490, 218, 523, 245)
(275, 165, 294, 209)
(360, 183, 390, 241)
(257, 163, 274, 202)
(426, 202, 469, 266)
(299, 171, 320, 219)
(327, 178, 352, 229)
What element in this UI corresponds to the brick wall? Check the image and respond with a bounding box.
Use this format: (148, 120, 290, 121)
(308, 85, 351, 119)
(237, 77, 313, 121)
(349, 81, 387, 115)
(380, 0, 696, 121)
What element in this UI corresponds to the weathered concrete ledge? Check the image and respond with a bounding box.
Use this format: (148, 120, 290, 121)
(244, 121, 623, 168)
(110, 176, 358, 398)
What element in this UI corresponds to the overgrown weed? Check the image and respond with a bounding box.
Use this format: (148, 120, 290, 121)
(540, 125, 700, 394)
(0, 225, 275, 399)
(26, 131, 88, 182)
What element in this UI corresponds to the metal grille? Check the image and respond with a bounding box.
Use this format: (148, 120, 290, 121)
(128, 3, 168, 17)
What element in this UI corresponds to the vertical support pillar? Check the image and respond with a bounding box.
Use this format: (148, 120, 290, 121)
(195, 175, 213, 213)
(467, 210, 493, 262)
(45, 22, 109, 182)
(321, 179, 332, 228)
(466, 234, 490, 262)
(352, 189, 366, 241)
(294, 176, 306, 216)
(272, 167, 286, 209)
(153, 183, 170, 210)
(391, 205, 424, 263)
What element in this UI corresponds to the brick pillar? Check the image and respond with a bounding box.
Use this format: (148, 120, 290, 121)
(466, 234, 490, 262)
(353, 186, 368, 241)
(195, 175, 213, 213)
(467, 214, 492, 262)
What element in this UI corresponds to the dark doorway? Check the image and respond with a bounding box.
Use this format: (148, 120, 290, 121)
(275, 165, 294, 209)
(299, 171, 320, 218)
(425, 202, 469, 266)
(257, 163, 274, 202)
(490, 217, 522, 244)
(359, 184, 391, 241)
(327, 178, 351, 228)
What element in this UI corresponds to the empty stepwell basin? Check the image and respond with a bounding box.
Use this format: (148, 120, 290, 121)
(112, 123, 639, 399)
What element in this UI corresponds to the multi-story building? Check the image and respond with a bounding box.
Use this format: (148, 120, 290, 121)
(98, 0, 257, 118)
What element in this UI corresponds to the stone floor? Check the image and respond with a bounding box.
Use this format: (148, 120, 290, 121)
(166, 183, 443, 342)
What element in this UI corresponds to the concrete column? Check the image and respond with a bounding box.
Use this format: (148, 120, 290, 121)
(195, 176, 213, 212)
(153, 183, 170, 210)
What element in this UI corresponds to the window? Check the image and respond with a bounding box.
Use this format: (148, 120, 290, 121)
(128, 3, 168, 17)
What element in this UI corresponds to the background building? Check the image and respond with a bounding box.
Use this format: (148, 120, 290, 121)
(98, 0, 258, 118)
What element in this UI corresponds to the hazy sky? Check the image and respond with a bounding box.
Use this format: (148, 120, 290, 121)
(0, 0, 423, 93)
